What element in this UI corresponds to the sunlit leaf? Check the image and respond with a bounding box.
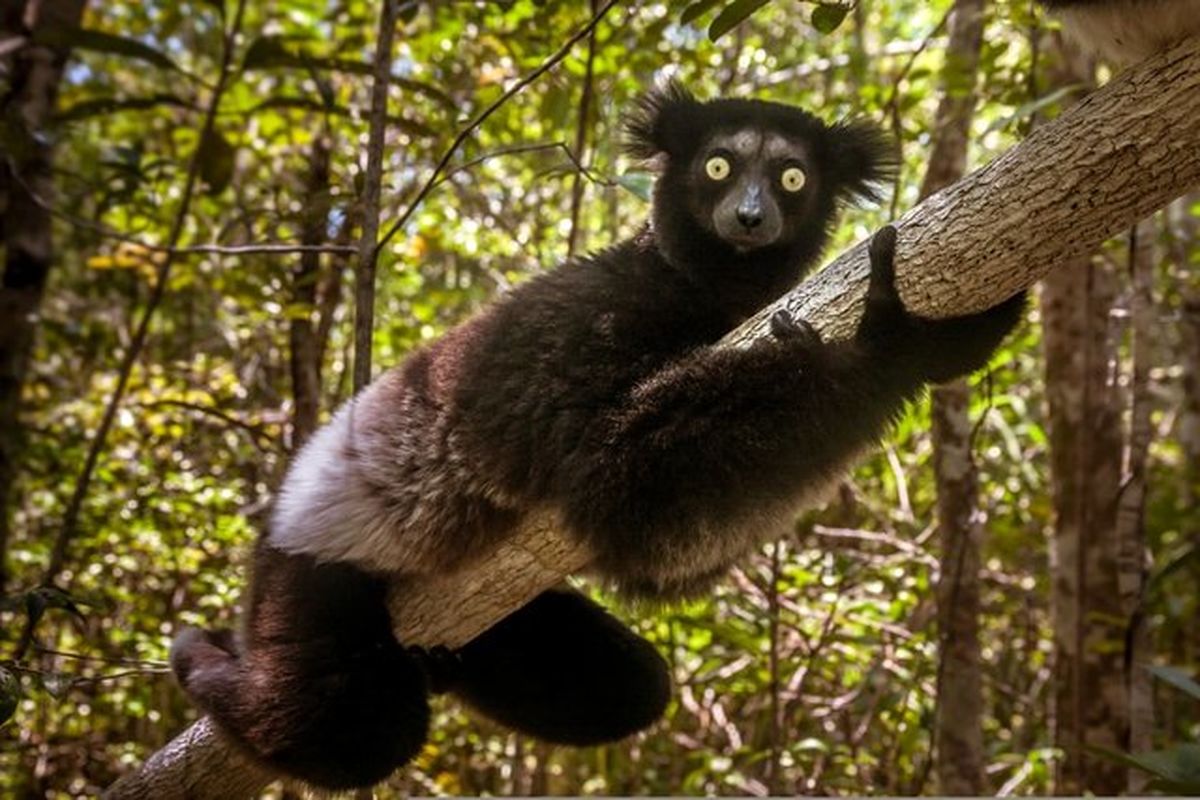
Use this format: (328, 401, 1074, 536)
(811, 2, 851, 34)
(198, 129, 237, 195)
(248, 97, 437, 138)
(681, 0, 724, 24)
(985, 84, 1088, 133)
(242, 36, 454, 108)
(708, 0, 771, 41)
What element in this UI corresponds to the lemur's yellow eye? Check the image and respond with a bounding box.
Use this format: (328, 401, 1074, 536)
(705, 156, 731, 181)
(781, 166, 806, 192)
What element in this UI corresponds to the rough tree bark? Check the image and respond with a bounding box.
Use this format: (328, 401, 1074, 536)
(105, 36, 1200, 800)
(917, 0, 987, 793)
(0, 0, 88, 596)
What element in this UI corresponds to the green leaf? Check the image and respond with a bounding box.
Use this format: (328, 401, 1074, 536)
(1147, 665, 1200, 701)
(242, 35, 299, 70)
(399, 0, 421, 23)
(243, 36, 454, 109)
(985, 84, 1087, 133)
(811, 3, 851, 34)
(55, 94, 193, 124)
(30, 586, 88, 622)
(1129, 745, 1200, 789)
(681, 0, 724, 24)
(198, 129, 236, 195)
(1145, 542, 1198, 596)
(36, 25, 178, 72)
(0, 668, 19, 727)
(708, 0, 771, 41)
(616, 172, 653, 201)
(248, 97, 437, 138)
(1087, 744, 1200, 789)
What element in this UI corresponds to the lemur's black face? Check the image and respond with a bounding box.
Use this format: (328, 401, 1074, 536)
(625, 82, 894, 276)
(690, 128, 813, 252)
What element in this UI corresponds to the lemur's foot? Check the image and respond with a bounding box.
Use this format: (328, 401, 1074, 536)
(856, 224, 1025, 384)
(408, 644, 462, 694)
(769, 309, 823, 348)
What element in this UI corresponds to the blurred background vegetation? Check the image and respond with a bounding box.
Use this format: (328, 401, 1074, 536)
(0, 0, 1197, 796)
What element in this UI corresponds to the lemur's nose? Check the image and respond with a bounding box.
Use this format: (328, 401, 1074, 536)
(736, 185, 764, 229)
(737, 206, 763, 229)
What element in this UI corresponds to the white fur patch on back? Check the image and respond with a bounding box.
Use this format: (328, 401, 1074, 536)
(268, 398, 408, 571)
(266, 372, 516, 576)
(1058, 0, 1200, 63)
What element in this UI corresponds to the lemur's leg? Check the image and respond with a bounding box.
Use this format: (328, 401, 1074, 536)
(559, 225, 1024, 592)
(171, 540, 430, 791)
(437, 589, 671, 744)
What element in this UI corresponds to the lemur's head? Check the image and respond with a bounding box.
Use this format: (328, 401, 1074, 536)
(626, 82, 893, 281)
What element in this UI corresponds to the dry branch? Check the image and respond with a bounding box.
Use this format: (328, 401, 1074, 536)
(105, 35, 1200, 800)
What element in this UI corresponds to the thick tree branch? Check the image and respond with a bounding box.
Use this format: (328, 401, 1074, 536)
(105, 35, 1200, 800)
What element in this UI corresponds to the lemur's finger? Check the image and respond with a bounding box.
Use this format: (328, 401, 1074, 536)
(770, 310, 823, 347)
(770, 310, 799, 339)
(866, 225, 899, 305)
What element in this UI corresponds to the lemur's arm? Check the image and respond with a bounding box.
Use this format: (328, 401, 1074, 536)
(555, 227, 1023, 593)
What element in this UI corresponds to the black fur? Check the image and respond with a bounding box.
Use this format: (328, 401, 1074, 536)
(170, 542, 431, 790)
(448, 589, 671, 745)
(172, 85, 1024, 790)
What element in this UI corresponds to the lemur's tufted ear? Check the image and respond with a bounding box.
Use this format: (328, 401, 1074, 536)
(623, 80, 700, 163)
(822, 120, 897, 205)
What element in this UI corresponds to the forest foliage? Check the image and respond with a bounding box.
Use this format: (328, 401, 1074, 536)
(0, 0, 1198, 797)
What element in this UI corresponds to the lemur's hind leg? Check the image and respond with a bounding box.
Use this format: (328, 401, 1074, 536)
(171, 541, 430, 791)
(444, 589, 671, 745)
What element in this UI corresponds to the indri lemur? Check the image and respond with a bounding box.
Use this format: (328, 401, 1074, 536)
(1040, 0, 1200, 63)
(170, 84, 1025, 790)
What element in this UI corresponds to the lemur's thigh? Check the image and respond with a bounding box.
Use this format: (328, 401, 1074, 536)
(451, 589, 671, 745)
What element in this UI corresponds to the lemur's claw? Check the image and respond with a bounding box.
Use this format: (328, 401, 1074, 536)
(770, 310, 822, 347)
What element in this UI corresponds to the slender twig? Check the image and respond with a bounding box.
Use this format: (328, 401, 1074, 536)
(135, 400, 277, 450)
(566, 0, 599, 259)
(352, 0, 399, 391)
(19, 170, 359, 257)
(885, 6, 953, 219)
(72, 667, 173, 684)
(34, 0, 250, 613)
(33, 646, 166, 667)
(433, 141, 613, 190)
(375, 0, 621, 256)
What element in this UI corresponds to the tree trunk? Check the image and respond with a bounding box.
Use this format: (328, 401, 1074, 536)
(288, 132, 332, 448)
(0, 0, 89, 596)
(1037, 32, 1131, 797)
(1118, 217, 1156, 792)
(1044, 254, 1127, 795)
(1176, 193, 1200, 508)
(106, 35, 1200, 800)
(918, 0, 987, 793)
